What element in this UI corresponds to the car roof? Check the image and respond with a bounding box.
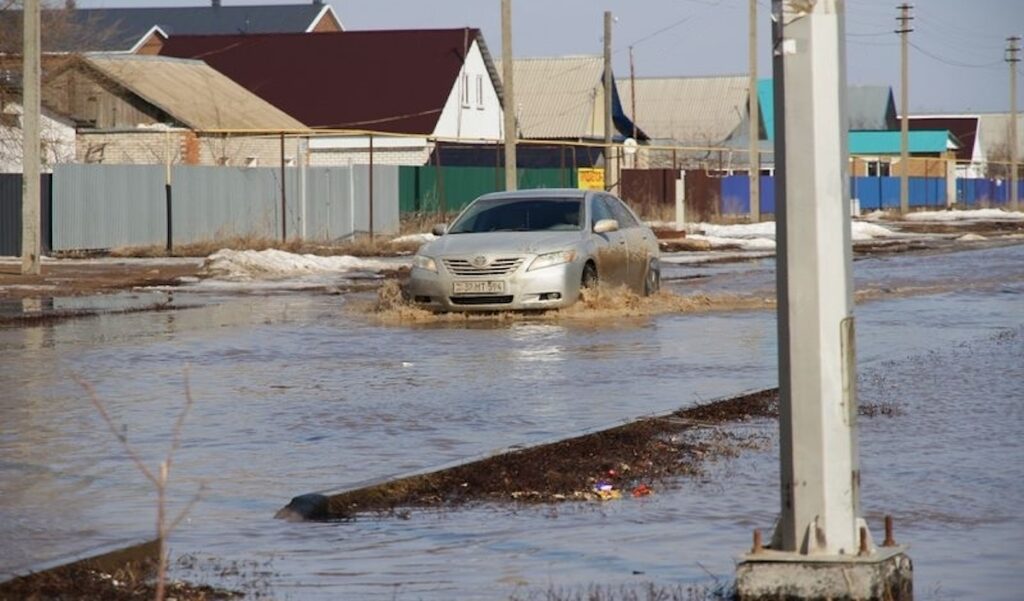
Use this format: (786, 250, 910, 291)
(475, 188, 591, 202)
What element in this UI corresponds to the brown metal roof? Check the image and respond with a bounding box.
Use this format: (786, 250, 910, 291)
(909, 116, 979, 161)
(160, 29, 487, 134)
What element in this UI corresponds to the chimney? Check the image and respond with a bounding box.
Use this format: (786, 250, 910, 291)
(212, 0, 221, 6)
(313, 0, 323, 5)
(65, 0, 76, 8)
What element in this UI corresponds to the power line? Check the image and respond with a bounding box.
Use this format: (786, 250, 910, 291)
(909, 40, 1002, 69)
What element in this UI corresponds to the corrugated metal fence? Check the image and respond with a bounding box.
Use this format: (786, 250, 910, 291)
(0, 174, 52, 256)
(50, 164, 399, 251)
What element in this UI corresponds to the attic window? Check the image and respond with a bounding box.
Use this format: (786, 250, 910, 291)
(461, 73, 470, 108)
(475, 74, 484, 109)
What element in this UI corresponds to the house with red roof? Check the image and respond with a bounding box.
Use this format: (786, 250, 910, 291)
(160, 29, 506, 166)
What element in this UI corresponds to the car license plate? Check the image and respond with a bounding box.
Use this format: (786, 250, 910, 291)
(452, 280, 505, 295)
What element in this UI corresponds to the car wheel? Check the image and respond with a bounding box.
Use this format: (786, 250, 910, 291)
(581, 262, 598, 289)
(643, 260, 660, 296)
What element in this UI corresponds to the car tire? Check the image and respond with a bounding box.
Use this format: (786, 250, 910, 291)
(643, 260, 660, 296)
(581, 262, 599, 289)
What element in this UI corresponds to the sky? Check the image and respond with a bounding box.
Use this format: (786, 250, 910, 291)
(74, 0, 1023, 114)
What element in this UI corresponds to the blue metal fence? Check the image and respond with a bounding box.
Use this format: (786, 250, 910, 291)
(716, 175, 1021, 214)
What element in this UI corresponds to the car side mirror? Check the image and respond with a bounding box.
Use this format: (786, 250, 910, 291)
(593, 218, 619, 234)
(431, 223, 448, 236)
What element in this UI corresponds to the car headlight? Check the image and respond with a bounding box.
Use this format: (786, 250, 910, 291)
(413, 255, 438, 273)
(528, 250, 577, 271)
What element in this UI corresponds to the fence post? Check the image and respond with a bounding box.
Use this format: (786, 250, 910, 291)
(164, 129, 173, 253)
(369, 133, 374, 240)
(280, 132, 287, 242)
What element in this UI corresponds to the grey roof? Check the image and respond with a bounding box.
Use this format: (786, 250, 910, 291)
(618, 75, 749, 146)
(79, 55, 306, 130)
(496, 56, 607, 139)
(847, 85, 896, 130)
(33, 4, 340, 52)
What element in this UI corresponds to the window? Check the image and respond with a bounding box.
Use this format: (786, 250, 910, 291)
(461, 73, 470, 108)
(590, 196, 614, 228)
(866, 160, 890, 177)
(604, 196, 639, 228)
(476, 74, 484, 109)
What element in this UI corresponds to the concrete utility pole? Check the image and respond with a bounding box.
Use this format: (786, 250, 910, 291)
(1008, 36, 1020, 212)
(737, 1, 911, 598)
(21, 0, 41, 275)
(897, 3, 913, 215)
(604, 10, 613, 193)
(501, 0, 517, 191)
(748, 0, 760, 222)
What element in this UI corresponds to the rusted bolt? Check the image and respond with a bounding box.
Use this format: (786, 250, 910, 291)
(858, 526, 870, 556)
(752, 529, 763, 554)
(883, 515, 896, 547)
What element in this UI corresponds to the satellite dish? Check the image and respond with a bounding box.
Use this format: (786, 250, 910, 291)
(623, 137, 638, 155)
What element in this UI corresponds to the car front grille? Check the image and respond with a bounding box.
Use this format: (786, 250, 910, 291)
(449, 295, 514, 306)
(442, 257, 524, 276)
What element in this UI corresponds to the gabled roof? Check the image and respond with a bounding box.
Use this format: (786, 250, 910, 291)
(70, 55, 305, 130)
(759, 80, 901, 140)
(847, 85, 897, 130)
(3, 3, 343, 53)
(496, 56, 644, 141)
(909, 116, 979, 161)
(620, 75, 749, 146)
(161, 29, 496, 134)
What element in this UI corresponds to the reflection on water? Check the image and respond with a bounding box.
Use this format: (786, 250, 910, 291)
(0, 244, 1022, 597)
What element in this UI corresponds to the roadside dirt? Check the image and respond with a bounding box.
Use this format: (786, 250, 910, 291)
(0, 557, 240, 601)
(0, 261, 198, 300)
(317, 389, 781, 519)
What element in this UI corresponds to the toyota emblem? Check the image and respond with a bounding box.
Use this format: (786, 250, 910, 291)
(471, 255, 489, 267)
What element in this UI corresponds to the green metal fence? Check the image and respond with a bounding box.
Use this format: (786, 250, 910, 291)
(399, 166, 578, 214)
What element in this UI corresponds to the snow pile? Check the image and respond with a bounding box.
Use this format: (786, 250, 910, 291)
(957, 233, 987, 242)
(904, 208, 1024, 222)
(695, 221, 777, 239)
(680, 220, 897, 251)
(850, 221, 899, 240)
(391, 232, 437, 244)
(200, 249, 397, 281)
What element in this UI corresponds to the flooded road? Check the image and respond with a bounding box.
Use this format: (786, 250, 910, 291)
(1, 243, 1022, 599)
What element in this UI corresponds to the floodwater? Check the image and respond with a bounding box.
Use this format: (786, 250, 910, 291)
(1, 243, 1022, 599)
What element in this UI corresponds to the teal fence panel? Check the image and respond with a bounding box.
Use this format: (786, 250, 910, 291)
(399, 167, 579, 215)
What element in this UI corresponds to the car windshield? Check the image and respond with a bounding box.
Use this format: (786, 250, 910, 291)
(447, 198, 583, 234)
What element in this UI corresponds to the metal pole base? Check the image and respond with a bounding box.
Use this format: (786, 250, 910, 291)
(737, 546, 912, 601)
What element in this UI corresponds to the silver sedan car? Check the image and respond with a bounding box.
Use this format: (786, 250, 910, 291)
(407, 189, 660, 311)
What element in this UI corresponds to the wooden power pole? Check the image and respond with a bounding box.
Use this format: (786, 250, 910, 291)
(21, 0, 41, 275)
(501, 0, 517, 191)
(604, 10, 613, 192)
(1008, 35, 1020, 212)
(897, 3, 913, 215)
(748, 0, 760, 222)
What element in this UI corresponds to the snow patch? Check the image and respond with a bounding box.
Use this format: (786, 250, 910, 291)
(200, 249, 398, 281)
(391, 232, 437, 244)
(689, 220, 896, 245)
(904, 209, 1024, 222)
(957, 233, 987, 242)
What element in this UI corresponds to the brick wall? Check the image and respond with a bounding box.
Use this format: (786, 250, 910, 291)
(308, 146, 430, 167)
(77, 131, 301, 167)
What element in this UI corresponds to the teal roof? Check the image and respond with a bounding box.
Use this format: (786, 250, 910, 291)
(849, 130, 957, 154)
(757, 78, 956, 154)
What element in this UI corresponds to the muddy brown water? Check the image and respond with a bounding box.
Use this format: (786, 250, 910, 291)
(1, 244, 1022, 599)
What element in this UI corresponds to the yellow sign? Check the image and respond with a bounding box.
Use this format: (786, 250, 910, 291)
(577, 168, 605, 191)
